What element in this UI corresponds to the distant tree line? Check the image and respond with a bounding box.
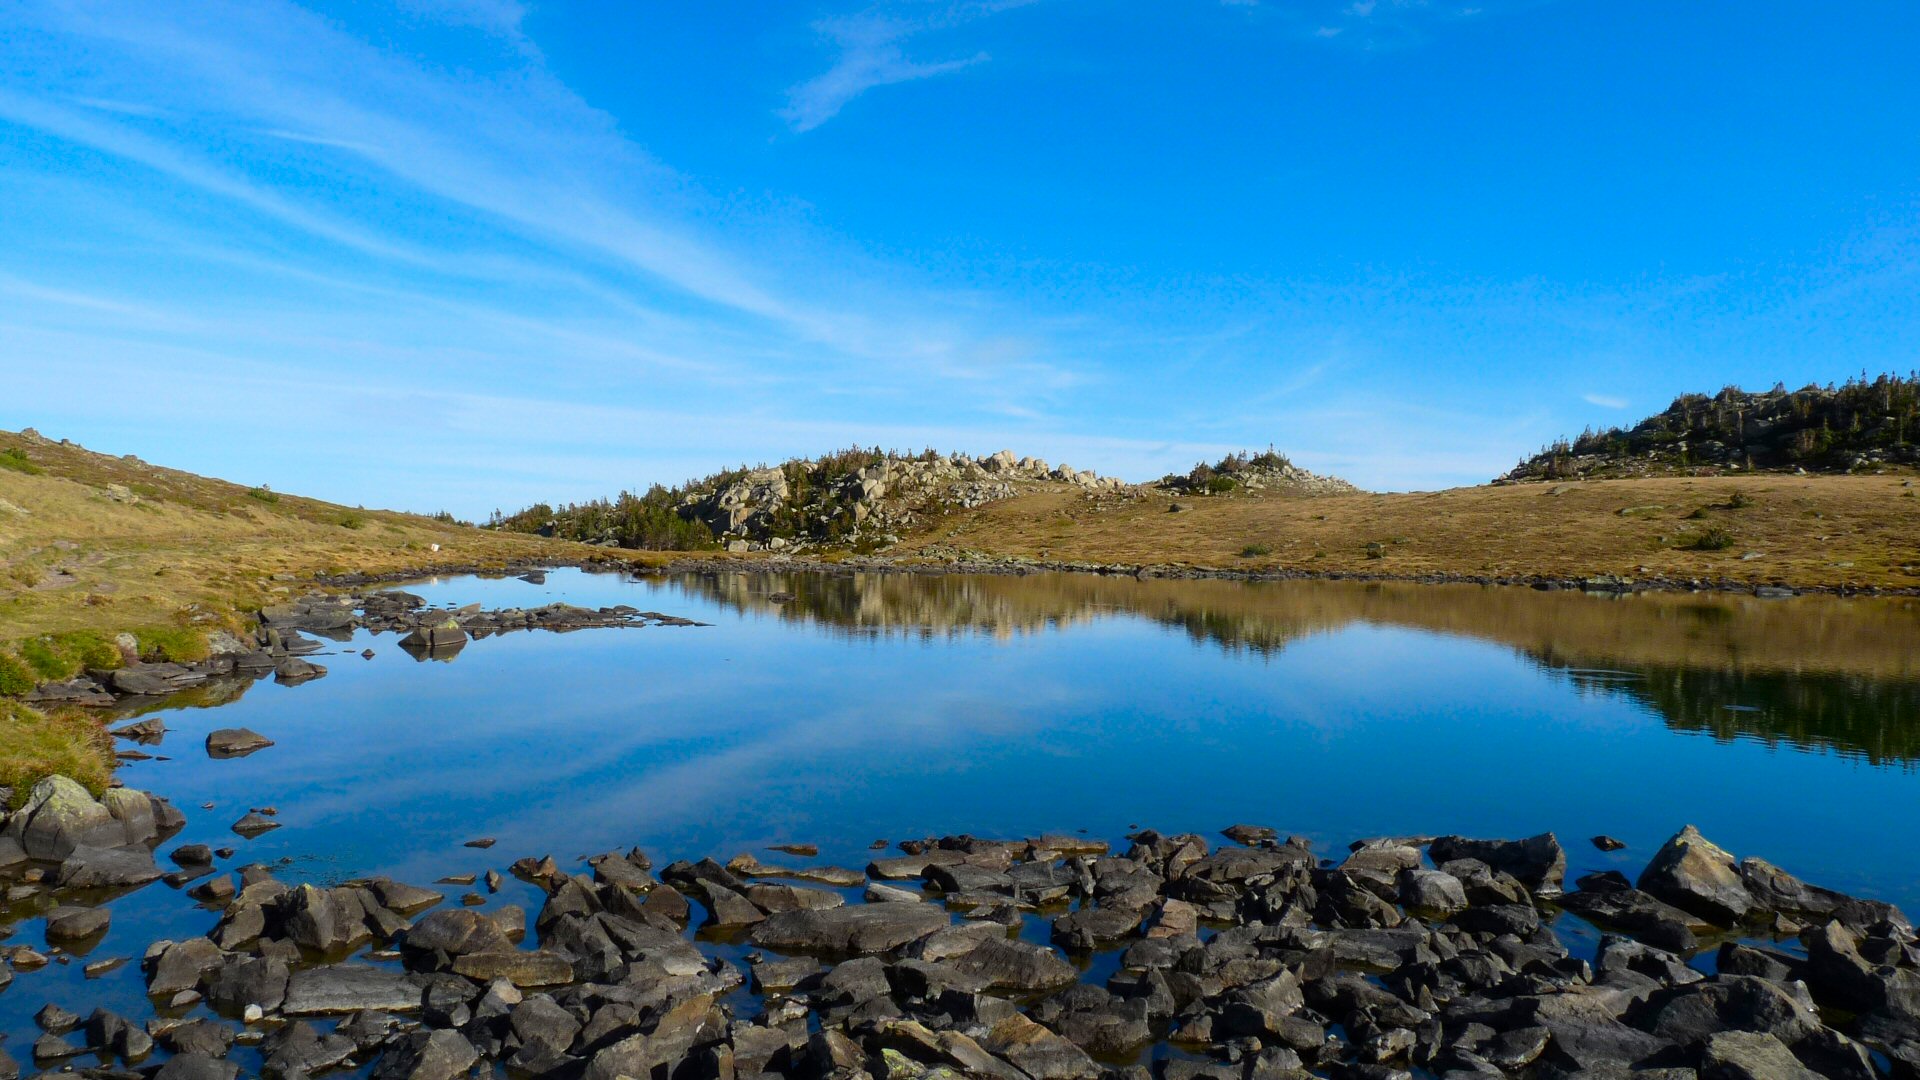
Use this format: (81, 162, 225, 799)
(1512, 372, 1920, 479)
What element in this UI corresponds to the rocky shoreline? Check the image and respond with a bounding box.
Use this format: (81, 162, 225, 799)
(20, 584, 704, 712)
(0, 787, 1913, 1080)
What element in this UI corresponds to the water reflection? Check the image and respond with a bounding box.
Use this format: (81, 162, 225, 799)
(669, 570, 1920, 765)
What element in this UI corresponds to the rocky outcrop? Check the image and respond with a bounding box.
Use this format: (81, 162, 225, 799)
(679, 450, 1132, 552)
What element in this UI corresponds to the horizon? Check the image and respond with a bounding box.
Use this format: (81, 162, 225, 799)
(4, 2, 1918, 518)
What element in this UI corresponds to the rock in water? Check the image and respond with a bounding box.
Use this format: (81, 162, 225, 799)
(1637, 825, 1755, 925)
(749, 901, 948, 955)
(205, 728, 274, 759)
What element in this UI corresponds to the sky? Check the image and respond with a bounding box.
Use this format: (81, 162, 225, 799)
(2, 1, 1917, 516)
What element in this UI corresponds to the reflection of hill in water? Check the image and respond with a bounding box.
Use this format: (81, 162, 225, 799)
(1558, 666, 1920, 768)
(672, 571, 1920, 765)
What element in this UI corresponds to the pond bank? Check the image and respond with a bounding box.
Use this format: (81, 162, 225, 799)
(2, 785, 1913, 1080)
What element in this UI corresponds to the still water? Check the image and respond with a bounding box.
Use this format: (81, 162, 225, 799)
(6, 567, 1920, 1058)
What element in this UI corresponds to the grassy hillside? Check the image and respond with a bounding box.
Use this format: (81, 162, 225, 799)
(891, 473, 1920, 590)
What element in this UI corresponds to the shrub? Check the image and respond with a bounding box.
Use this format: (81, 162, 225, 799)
(1239, 543, 1272, 557)
(338, 512, 366, 529)
(1205, 475, 1239, 494)
(0, 448, 42, 475)
(0, 653, 35, 696)
(1727, 491, 1753, 509)
(1683, 525, 1735, 551)
(246, 486, 279, 504)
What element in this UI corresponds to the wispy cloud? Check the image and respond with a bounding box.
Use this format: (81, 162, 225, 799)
(780, 2, 1033, 132)
(1583, 393, 1629, 409)
(1230, 0, 1539, 48)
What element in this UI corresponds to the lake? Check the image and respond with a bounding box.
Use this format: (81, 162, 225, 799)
(5, 567, 1920, 1069)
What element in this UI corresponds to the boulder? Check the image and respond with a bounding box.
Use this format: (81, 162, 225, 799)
(404, 906, 513, 957)
(1700, 1030, 1822, 1080)
(1637, 825, 1754, 925)
(44, 904, 110, 942)
(147, 936, 225, 996)
(6, 776, 124, 860)
(1399, 868, 1468, 915)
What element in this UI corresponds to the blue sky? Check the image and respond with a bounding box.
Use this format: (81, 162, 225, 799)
(2, 1, 1917, 516)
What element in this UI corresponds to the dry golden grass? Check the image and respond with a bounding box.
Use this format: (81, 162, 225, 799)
(0, 429, 633, 647)
(897, 474, 1920, 589)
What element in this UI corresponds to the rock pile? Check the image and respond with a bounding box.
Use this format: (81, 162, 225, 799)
(14, 821, 1908, 1080)
(681, 451, 1130, 553)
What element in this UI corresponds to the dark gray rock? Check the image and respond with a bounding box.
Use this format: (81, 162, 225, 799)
(56, 843, 163, 888)
(160, 1018, 237, 1058)
(372, 1028, 480, 1080)
(44, 904, 110, 941)
(1429, 833, 1566, 895)
(1633, 975, 1819, 1048)
(283, 964, 422, 1015)
(750, 900, 948, 955)
(263, 1020, 357, 1079)
(155, 1053, 240, 1080)
(205, 954, 291, 1014)
(403, 906, 512, 957)
(85, 1007, 154, 1062)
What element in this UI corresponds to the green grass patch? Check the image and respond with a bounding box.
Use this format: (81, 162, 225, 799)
(0, 653, 35, 696)
(0, 700, 111, 800)
(0, 448, 43, 475)
(135, 624, 210, 663)
(1239, 543, 1273, 557)
(246, 486, 280, 504)
(9, 631, 123, 684)
(17, 638, 72, 680)
(338, 511, 367, 529)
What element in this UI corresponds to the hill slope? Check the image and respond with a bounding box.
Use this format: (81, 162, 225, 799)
(887, 473, 1920, 590)
(1504, 375, 1920, 481)
(0, 426, 584, 666)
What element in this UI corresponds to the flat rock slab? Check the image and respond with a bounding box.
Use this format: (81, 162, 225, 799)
(56, 844, 163, 889)
(750, 901, 949, 955)
(282, 965, 422, 1015)
(205, 728, 274, 759)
